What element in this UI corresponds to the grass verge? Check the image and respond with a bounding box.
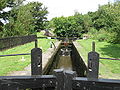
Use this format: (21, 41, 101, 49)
(77, 39, 120, 79)
(0, 32, 56, 76)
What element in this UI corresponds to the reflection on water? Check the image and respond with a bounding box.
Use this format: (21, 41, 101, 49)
(57, 56, 72, 70)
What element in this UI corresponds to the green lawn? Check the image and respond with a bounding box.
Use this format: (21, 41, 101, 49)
(77, 39, 120, 79)
(0, 32, 56, 76)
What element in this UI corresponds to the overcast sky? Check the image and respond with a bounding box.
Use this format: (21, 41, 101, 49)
(25, 0, 114, 20)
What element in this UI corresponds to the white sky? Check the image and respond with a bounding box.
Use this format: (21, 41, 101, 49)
(25, 0, 114, 20)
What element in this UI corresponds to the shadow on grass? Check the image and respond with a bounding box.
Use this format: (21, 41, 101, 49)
(100, 44, 120, 59)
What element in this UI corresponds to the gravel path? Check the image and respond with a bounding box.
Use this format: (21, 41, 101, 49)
(7, 41, 60, 76)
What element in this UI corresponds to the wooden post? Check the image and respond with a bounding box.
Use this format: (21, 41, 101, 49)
(64, 71, 77, 90)
(31, 48, 42, 75)
(92, 41, 95, 52)
(54, 69, 64, 90)
(87, 42, 99, 80)
(35, 39, 38, 48)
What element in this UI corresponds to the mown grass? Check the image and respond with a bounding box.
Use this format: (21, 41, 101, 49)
(77, 39, 120, 79)
(0, 32, 56, 76)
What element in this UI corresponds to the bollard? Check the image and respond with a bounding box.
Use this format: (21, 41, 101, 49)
(64, 71, 77, 90)
(87, 42, 99, 80)
(53, 69, 64, 90)
(31, 48, 42, 75)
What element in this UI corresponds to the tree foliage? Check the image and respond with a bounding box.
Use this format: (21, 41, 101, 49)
(50, 12, 92, 37)
(0, 1, 48, 37)
(88, 1, 120, 43)
(3, 5, 35, 37)
(49, 1, 120, 43)
(1, 0, 120, 44)
(0, 0, 16, 37)
(27, 2, 48, 31)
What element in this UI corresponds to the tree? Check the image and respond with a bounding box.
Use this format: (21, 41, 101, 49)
(1, 1, 48, 37)
(0, 0, 25, 37)
(50, 12, 93, 37)
(87, 1, 120, 43)
(13, 4, 35, 35)
(83, 14, 93, 33)
(0, 0, 14, 33)
(51, 16, 67, 37)
(51, 15, 82, 37)
(27, 2, 48, 31)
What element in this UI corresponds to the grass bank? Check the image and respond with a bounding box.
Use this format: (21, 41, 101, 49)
(77, 39, 120, 79)
(0, 32, 56, 76)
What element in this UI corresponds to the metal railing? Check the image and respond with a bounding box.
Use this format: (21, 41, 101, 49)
(0, 53, 31, 57)
(100, 57, 120, 60)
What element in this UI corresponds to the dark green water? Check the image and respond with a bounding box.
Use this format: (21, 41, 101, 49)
(57, 56, 72, 70)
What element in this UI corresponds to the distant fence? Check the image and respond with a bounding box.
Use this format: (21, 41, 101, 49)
(0, 35, 36, 51)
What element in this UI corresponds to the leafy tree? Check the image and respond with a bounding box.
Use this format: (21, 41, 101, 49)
(51, 12, 92, 37)
(0, 0, 25, 37)
(1, 1, 48, 37)
(27, 2, 48, 31)
(87, 1, 120, 43)
(0, 0, 14, 33)
(51, 16, 68, 37)
(14, 5, 35, 35)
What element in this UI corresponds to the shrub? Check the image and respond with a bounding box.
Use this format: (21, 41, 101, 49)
(106, 32, 120, 44)
(87, 28, 98, 39)
(97, 29, 108, 42)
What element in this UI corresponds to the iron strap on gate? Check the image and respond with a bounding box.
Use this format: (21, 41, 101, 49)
(1, 70, 120, 90)
(72, 77, 120, 90)
(0, 75, 57, 90)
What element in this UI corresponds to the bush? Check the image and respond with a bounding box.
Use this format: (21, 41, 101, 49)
(97, 33, 106, 41)
(87, 28, 98, 39)
(106, 32, 120, 44)
(88, 28, 108, 42)
(97, 29, 108, 42)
